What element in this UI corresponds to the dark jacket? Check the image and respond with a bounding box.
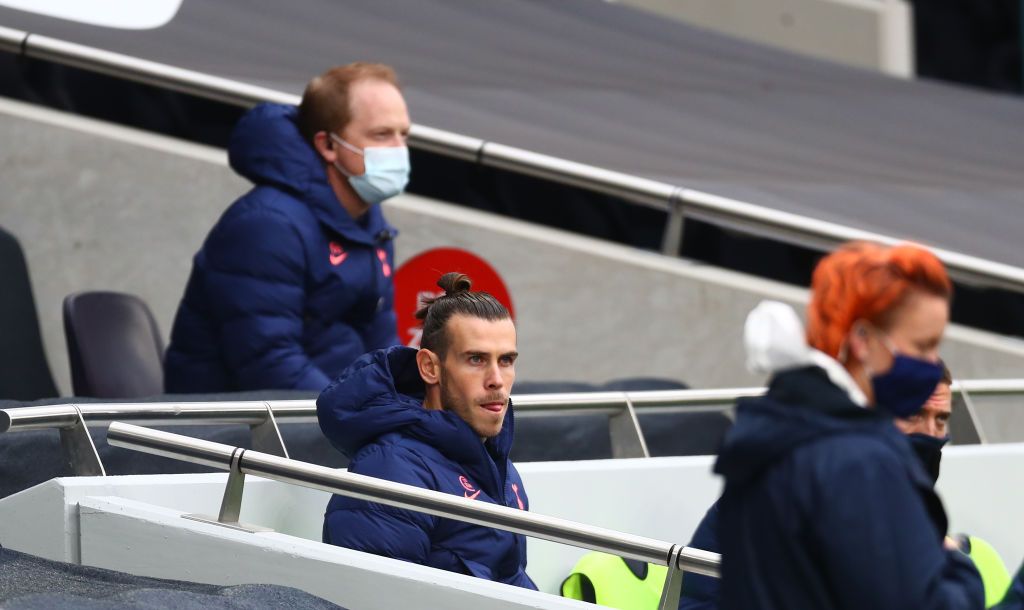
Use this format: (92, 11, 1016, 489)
(164, 103, 398, 393)
(317, 346, 536, 590)
(679, 500, 720, 610)
(680, 433, 952, 610)
(713, 366, 983, 610)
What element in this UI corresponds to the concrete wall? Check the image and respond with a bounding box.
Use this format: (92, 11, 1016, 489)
(611, 0, 914, 77)
(0, 97, 247, 395)
(4, 96, 1024, 396)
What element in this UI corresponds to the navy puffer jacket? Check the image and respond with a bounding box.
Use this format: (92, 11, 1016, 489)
(318, 346, 537, 590)
(715, 366, 983, 610)
(165, 103, 398, 392)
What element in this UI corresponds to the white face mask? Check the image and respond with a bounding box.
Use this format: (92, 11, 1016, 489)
(330, 133, 410, 205)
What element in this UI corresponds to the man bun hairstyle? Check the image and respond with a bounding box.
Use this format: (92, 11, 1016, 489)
(416, 272, 511, 357)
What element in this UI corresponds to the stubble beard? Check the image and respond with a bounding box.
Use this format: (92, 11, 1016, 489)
(439, 368, 504, 439)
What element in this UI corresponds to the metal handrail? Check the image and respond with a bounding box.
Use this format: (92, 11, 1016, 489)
(0, 389, 747, 466)
(0, 400, 317, 432)
(0, 389, 751, 434)
(106, 422, 719, 608)
(1, 26, 1023, 290)
(2, 378, 1013, 473)
(5, 379, 1022, 435)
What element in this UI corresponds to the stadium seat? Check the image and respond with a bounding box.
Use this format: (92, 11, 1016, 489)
(63, 291, 165, 398)
(0, 226, 58, 401)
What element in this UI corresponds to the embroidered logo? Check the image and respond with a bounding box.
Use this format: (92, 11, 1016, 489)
(377, 248, 392, 278)
(459, 475, 481, 500)
(511, 483, 525, 510)
(329, 241, 347, 266)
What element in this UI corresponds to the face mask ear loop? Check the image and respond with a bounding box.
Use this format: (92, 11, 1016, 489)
(329, 132, 364, 156)
(877, 333, 898, 357)
(329, 133, 364, 179)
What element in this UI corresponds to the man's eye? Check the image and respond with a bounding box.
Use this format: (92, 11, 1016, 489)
(469, 355, 483, 364)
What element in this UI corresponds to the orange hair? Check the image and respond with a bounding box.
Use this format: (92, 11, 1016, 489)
(806, 242, 952, 359)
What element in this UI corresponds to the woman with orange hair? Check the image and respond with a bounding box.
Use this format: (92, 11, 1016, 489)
(712, 241, 988, 609)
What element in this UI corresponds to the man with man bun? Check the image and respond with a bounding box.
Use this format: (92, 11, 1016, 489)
(317, 272, 536, 589)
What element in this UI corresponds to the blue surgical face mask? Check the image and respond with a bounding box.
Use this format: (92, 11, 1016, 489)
(867, 333, 944, 418)
(330, 133, 410, 205)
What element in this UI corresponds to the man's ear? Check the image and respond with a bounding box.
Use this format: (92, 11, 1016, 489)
(312, 131, 336, 164)
(416, 349, 441, 386)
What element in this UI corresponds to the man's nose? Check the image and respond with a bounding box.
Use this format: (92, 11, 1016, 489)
(484, 362, 503, 389)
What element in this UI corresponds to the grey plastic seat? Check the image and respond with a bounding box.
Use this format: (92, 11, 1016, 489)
(0, 226, 58, 401)
(63, 291, 165, 398)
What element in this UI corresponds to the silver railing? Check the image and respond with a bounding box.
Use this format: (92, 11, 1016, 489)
(105, 422, 720, 609)
(1, 25, 1023, 290)
(1, 379, 1010, 474)
(0, 388, 750, 473)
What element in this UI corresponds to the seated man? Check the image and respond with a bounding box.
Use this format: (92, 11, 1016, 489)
(164, 62, 408, 392)
(317, 272, 536, 589)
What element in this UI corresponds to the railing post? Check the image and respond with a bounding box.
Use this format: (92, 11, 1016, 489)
(660, 188, 687, 256)
(183, 447, 271, 533)
(250, 402, 289, 458)
(956, 385, 989, 444)
(218, 448, 246, 523)
(608, 396, 650, 459)
(59, 406, 105, 476)
(657, 546, 685, 610)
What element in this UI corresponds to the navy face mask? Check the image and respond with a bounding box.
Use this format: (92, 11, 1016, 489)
(872, 354, 944, 417)
(907, 433, 949, 484)
(866, 332, 944, 418)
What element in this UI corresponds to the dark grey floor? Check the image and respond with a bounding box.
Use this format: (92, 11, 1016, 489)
(0, 545, 344, 609)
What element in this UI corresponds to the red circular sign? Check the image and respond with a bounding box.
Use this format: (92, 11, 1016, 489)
(393, 248, 515, 347)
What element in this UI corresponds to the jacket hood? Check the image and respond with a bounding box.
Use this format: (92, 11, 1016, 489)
(715, 366, 891, 487)
(228, 103, 395, 246)
(317, 346, 516, 465)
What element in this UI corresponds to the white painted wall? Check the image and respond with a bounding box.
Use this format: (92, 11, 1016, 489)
(77, 496, 593, 610)
(1, 445, 1022, 601)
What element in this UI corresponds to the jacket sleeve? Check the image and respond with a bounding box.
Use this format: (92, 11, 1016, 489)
(202, 210, 331, 391)
(358, 268, 400, 351)
(812, 444, 984, 610)
(323, 446, 437, 564)
(679, 500, 721, 610)
(994, 565, 1024, 609)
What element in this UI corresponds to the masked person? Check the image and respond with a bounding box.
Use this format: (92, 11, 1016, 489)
(165, 63, 408, 392)
(713, 241, 987, 610)
(318, 273, 536, 589)
(680, 361, 960, 610)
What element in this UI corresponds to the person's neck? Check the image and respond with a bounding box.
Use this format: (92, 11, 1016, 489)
(326, 164, 370, 220)
(808, 349, 870, 407)
(422, 386, 442, 411)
